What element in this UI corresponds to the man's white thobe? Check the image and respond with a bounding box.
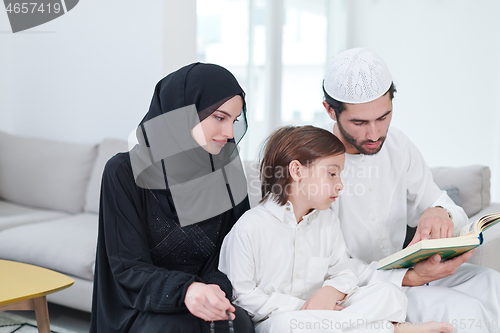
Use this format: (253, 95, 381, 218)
(326, 123, 500, 332)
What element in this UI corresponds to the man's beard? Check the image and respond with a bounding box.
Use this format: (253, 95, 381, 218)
(337, 120, 387, 155)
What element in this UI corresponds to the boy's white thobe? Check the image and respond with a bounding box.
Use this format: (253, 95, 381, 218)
(220, 199, 407, 332)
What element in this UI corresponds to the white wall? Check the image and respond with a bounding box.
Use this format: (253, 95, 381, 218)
(345, 0, 500, 201)
(163, 0, 197, 76)
(2, 0, 499, 201)
(0, 0, 196, 144)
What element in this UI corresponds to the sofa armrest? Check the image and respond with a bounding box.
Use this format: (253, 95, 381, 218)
(467, 202, 500, 273)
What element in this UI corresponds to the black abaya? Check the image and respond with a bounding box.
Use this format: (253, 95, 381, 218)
(90, 153, 252, 332)
(90, 63, 254, 332)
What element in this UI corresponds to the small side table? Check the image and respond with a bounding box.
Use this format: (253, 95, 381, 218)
(0, 259, 74, 333)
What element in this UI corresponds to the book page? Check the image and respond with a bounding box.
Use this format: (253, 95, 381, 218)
(452, 212, 500, 238)
(454, 221, 477, 237)
(478, 212, 500, 232)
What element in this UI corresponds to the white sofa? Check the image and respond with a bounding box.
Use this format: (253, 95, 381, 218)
(0, 131, 128, 312)
(0, 131, 499, 313)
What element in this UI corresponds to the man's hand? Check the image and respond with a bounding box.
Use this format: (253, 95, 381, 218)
(300, 286, 346, 311)
(402, 249, 475, 286)
(408, 207, 454, 246)
(185, 282, 236, 321)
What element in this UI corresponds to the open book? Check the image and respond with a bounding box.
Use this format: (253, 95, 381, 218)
(378, 212, 500, 270)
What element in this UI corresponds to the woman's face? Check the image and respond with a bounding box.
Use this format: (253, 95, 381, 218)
(191, 95, 243, 154)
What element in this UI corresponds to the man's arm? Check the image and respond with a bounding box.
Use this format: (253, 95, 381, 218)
(404, 193, 472, 286)
(404, 138, 470, 285)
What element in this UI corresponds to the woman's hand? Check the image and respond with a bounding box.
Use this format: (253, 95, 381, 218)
(300, 286, 346, 311)
(185, 281, 236, 321)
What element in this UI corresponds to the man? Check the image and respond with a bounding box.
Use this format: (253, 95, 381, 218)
(323, 48, 500, 332)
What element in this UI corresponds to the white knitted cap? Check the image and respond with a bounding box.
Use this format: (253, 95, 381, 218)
(324, 48, 392, 104)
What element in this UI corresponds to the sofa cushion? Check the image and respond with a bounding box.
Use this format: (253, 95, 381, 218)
(0, 213, 98, 280)
(84, 138, 129, 213)
(0, 200, 69, 231)
(431, 165, 491, 217)
(0, 131, 97, 214)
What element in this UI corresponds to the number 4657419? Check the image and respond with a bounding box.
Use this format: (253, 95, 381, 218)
(6, 3, 61, 14)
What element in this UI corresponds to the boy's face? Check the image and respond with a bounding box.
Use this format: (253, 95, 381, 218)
(300, 153, 345, 211)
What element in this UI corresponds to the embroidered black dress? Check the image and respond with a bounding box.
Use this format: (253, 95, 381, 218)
(90, 63, 254, 333)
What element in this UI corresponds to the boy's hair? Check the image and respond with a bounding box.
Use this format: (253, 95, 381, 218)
(259, 125, 345, 205)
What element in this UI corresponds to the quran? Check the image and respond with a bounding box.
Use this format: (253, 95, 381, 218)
(378, 212, 500, 270)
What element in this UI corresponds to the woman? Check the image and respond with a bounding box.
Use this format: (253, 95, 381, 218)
(90, 63, 254, 332)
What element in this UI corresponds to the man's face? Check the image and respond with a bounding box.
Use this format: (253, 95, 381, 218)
(325, 93, 393, 155)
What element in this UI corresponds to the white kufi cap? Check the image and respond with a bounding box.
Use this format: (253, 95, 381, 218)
(324, 48, 392, 104)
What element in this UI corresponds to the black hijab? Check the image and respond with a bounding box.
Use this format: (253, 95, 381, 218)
(90, 64, 254, 332)
(139, 62, 247, 133)
(129, 62, 248, 227)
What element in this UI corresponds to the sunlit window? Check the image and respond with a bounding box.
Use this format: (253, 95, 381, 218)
(281, 0, 330, 127)
(197, 0, 329, 162)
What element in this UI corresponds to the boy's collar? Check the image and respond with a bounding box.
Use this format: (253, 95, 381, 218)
(262, 196, 319, 226)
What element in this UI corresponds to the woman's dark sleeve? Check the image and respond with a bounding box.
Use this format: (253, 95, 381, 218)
(201, 196, 251, 300)
(99, 156, 201, 313)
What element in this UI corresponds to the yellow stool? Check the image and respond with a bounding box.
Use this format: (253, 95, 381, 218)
(0, 259, 74, 333)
